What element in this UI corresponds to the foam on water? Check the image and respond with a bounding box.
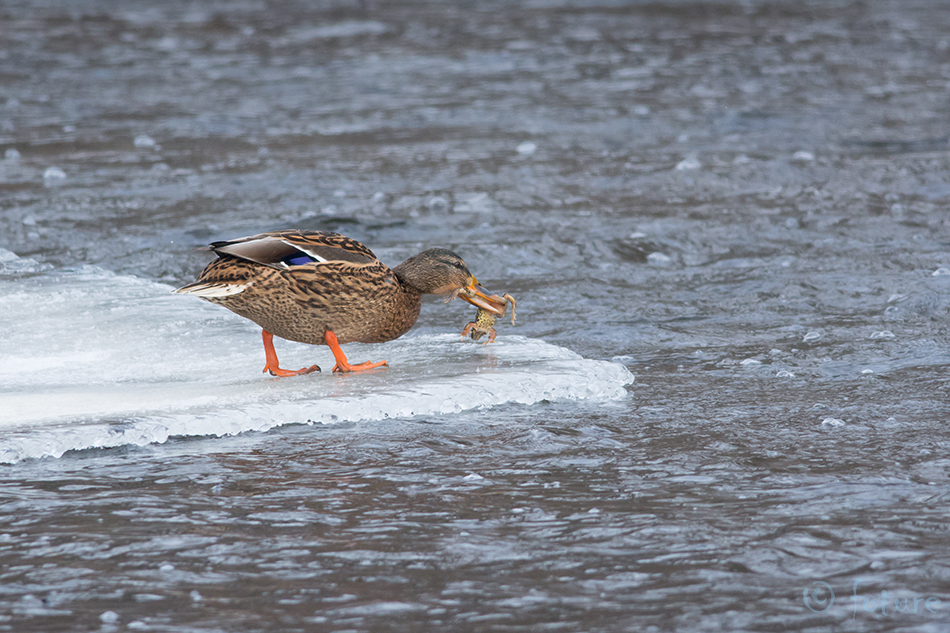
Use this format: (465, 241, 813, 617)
(0, 262, 633, 463)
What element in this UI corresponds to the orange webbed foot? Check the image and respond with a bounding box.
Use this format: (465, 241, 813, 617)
(325, 330, 388, 373)
(263, 363, 320, 377)
(331, 359, 389, 373)
(261, 330, 320, 378)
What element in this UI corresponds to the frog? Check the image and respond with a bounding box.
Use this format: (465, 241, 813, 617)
(460, 293, 516, 343)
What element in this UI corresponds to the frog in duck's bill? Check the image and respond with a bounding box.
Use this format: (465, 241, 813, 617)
(459, 291, 516, 343)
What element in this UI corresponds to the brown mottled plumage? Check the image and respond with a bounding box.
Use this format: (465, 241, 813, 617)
(175, 230, 504, 376)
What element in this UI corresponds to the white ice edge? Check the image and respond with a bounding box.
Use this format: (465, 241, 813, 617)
(0, 264, 634, 463)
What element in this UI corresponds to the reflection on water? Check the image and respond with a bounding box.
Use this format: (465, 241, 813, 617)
(2, 0, 950, 631)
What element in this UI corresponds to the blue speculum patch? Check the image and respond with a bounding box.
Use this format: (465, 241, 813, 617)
(284, 254, 316, 266)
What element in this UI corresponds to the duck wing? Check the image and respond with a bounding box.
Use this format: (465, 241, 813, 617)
(211, 230, 379, 268)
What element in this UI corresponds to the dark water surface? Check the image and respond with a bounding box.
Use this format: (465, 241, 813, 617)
(3, 0, 950, 631)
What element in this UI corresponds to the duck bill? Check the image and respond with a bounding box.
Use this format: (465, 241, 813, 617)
(459, 282, 507, 315)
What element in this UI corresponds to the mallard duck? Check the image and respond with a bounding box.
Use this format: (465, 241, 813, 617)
(175, 229, 506, 376)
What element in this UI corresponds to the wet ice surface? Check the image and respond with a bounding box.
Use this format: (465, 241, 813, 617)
(0, 264, 631, 462)
(3, 0, 950, 631)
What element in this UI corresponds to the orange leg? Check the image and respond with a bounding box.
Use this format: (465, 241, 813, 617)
(325, 330, 388, 373)
(261, 330, 320, 377)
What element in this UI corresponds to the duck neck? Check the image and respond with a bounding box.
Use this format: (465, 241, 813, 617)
(379, 269, 423, 342)
(392, 262, 430, 295)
